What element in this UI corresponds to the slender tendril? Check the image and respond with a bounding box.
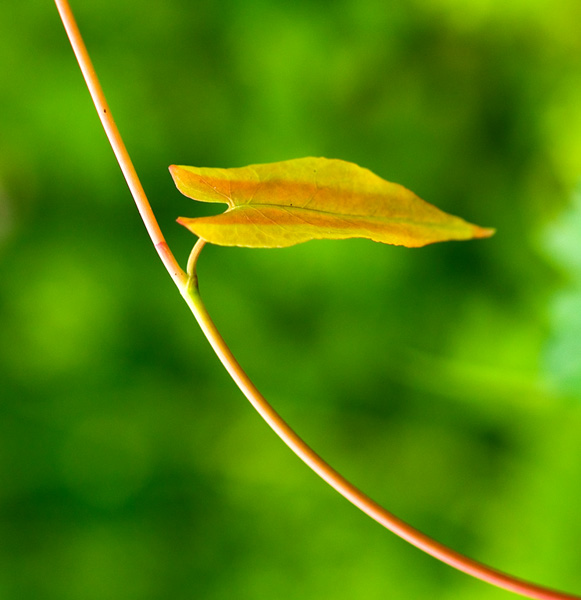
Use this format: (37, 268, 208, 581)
(53, 1, 579, 599)
(186, 237, 207, 294)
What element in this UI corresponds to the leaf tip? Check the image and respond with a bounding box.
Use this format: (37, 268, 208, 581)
(168, 164, 181, 185)
(169, 165, 195, 194)
(472, 225, 496, 239)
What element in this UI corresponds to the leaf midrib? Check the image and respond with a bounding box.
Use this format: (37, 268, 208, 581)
(221, 202, 457, 229)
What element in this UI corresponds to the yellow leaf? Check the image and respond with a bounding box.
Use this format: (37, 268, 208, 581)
(170, 157, 494, 248)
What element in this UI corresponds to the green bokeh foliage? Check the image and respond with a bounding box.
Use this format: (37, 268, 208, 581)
(0, 0, 580, 599)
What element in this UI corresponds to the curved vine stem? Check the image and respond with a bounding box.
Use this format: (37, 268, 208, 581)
(53, 1, 579, 599)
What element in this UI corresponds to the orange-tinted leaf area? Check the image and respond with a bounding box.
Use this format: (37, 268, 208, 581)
(170, 157, 494, 248)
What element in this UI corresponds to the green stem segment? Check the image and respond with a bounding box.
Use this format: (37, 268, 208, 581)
(183, 242, 577, 600)
(54, 1, 579, 599)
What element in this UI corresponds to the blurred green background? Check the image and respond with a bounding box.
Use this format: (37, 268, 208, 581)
(1, 0, 581, 598)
